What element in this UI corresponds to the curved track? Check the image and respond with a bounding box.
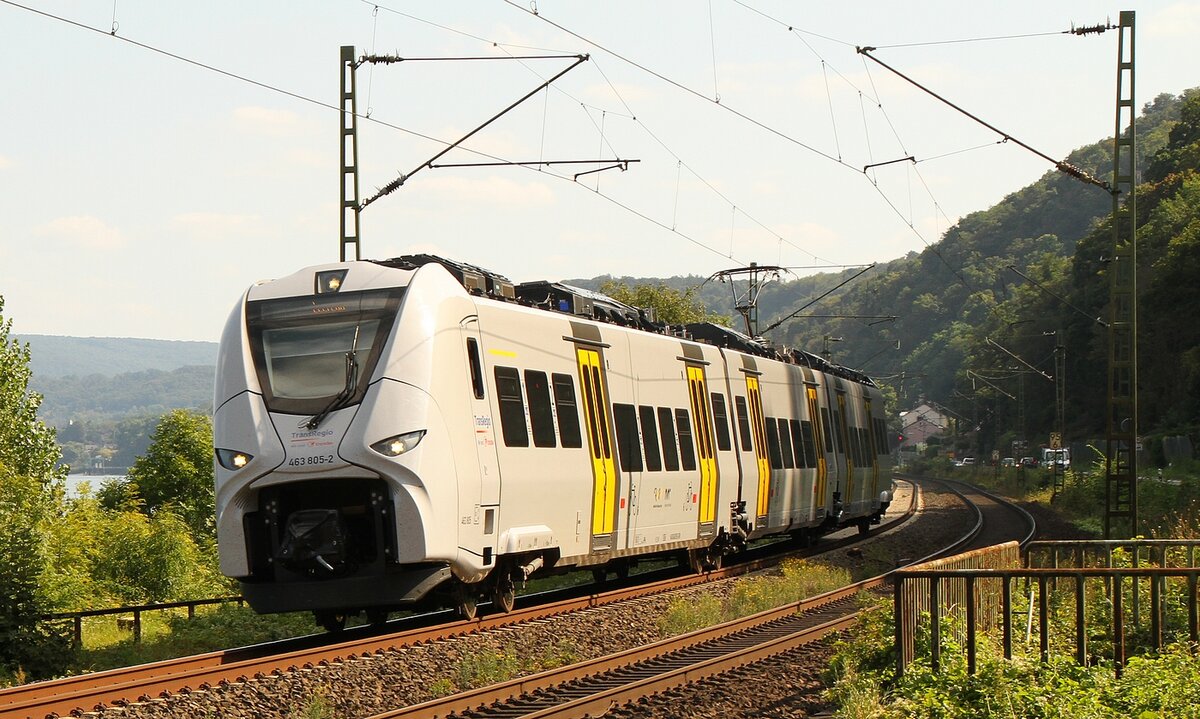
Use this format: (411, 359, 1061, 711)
(357, 476, 1034, 719)
(0, 477, 1027, 719)
(0, 483, 918, 719)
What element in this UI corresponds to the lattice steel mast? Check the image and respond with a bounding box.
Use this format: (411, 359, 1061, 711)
(1104, 11, 1137, 539)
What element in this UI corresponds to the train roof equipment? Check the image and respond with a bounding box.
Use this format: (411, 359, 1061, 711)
(366, 254, 877, 387)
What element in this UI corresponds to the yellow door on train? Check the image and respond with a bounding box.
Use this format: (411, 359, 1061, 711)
(745, 375, 771, 522)
(686, 365, 718, 533)
(576, 348, 618, 547)
(806, 386, 827, 503)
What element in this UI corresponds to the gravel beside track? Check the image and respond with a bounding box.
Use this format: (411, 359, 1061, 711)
(94, 480, 975, 719)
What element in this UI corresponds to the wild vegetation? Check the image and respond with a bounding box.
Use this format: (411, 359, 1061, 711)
(0, 308, 230, 684)
(825, 597, 1200, 718)
(580, 89, 1200, 461)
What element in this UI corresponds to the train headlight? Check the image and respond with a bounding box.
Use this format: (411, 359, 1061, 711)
(370, 430, 426, 457)
(216, 448, 254, 470)
(316, 269, 348, 294)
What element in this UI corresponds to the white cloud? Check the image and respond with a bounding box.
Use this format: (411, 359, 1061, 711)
(0, 155, 11, 169)
(34, 215, 126, 250)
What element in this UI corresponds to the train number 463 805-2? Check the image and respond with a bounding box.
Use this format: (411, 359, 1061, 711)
(287, 454, 335, 467)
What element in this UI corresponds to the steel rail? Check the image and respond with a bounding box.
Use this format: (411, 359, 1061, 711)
(0, 484, 916, 719)
(367, 584, 877, 719)
(361, 476, 1032, 719)
(0, 481, 918, 719)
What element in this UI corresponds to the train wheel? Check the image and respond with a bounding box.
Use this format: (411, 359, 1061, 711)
(315, 610, 347, 632)
(687, 547, 722, 574)
(455, 585, 479, 621)
(366, 608, 389, 625)
(857, 518, 871, 536)
(491, 574, 516, 614)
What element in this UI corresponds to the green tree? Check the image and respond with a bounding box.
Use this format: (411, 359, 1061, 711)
(0, 298, 62, 482)
(599, 280, 728, 325)
(0, 298, 72, 680)
(90, 508, 223, 603)
(125, 409, 215, 540)
(0, 464, 72, 679)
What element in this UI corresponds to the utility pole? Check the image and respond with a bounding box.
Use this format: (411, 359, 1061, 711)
(1052, 330, 1067, 496)
(340, 46, 361, 262)
(1104, 11, 1137, 539)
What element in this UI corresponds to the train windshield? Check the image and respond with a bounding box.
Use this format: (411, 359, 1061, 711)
(246, 288, 404, 414)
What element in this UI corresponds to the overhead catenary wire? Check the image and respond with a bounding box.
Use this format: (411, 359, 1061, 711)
(371, 0, 842, 269)
(3, 0, 749, 267)
(467, 6, 843, 266)
(856, 45, 1113, 193)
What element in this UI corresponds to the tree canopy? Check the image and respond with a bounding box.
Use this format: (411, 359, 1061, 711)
(0, 298, 62, 482)
(599, 279, 727, 325)
(125, 409, 216, 540)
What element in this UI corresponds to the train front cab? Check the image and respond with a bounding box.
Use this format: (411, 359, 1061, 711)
(214, 262, 496, 623)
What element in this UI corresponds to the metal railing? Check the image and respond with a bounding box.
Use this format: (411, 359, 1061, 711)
(41, 596, 244, 646)
(895, 540, 1200, 677)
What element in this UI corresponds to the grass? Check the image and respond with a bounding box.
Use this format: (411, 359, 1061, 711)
(69, 604, 319, 674)
(657, 559, 851, 638)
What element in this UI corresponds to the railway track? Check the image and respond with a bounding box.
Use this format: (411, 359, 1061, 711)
(0, 480, 917, 719)
(1, 476, 1025, 719)
(358, 476, 1035, 719)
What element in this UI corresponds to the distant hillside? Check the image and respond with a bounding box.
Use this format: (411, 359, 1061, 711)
(15, 335, 217, 379)
(31, 365, 215, 429)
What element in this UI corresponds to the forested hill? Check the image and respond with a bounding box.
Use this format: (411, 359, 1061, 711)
(16, 334, 216, 378)
(572, 89, 1200, 454)
(20, 88, 1200, 458)
(16, 335, 217, 432)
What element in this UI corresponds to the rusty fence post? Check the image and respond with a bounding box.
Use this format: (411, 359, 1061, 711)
(966, 575, 977, 674)
(1113, 572, 1125, 677)
(930, 577, 941, 673)
(1189, 573, 1198, 646)
(1075, 574, 1087, 665)
(894, 576, 905, 678)
(1038, 575, 1049, 663)
(1002, 574, 1013, 660)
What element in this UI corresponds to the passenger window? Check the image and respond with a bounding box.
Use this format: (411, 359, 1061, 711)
(524, 370, 556, 448)
(552, 373, 582, 448)
(778, 418, 794, 469)
(820, 407, 834, 451)
(801, 420, 817, 467)
(658, 407, 680, 471)
(789, 419, 805, 468)
(613, 403, 643, 472)
(675, 408, 697, 471)
(765, 416, 783, 469)
(734, 396, 753, 450)
(639, 405, 662, 471)
(710, 393, 732, 452)
(466, 338, 484, 399)
(494, 366, 528, 447)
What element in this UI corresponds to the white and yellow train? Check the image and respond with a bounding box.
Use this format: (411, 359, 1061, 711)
(213, 256, 892, 628)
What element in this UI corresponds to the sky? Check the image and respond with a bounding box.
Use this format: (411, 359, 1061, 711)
(1, 1, 1196, 342)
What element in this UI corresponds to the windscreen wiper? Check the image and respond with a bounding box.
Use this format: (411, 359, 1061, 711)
(304, 324, 361, 430)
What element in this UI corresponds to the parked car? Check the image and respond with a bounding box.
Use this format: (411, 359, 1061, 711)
(959, 457, 976, 466)
(1020, 456, 1039, 468)
(1001, 457, 1016, 467)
